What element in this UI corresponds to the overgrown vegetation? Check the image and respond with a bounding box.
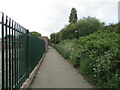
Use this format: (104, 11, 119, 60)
(54, 30, 120, 88)
(50, 8, 120, 88)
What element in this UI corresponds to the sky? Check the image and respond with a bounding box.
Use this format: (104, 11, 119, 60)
(0, 0, 119, 38)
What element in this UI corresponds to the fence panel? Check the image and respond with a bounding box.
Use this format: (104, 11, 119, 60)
(29, 33, 45, 73)
(0, 12, 46, 89)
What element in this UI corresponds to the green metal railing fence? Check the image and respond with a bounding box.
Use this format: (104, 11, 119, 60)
(29, 34, 45, 73)
(0, 12, 46, 89)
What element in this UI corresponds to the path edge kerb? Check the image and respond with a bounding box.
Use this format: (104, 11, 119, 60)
(20, 50, 48, 88)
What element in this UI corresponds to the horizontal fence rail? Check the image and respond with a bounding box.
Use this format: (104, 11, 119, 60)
(0, 12, 46, 89)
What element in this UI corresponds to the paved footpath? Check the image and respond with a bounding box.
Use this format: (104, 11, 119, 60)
(30, 47, 93, 88)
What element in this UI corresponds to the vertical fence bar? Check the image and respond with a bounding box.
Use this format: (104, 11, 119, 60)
(18, 25, 20, 89)
(16, 23, 18, 89)
(18, 25, 21, 89)
(14, 22, 17, 89)
(2, 12, 5, 89)
(5, 15, 8, 89)
(8, 18, 11, 89)
(26, 30, 29, 78)
(11, 20, 14, 89)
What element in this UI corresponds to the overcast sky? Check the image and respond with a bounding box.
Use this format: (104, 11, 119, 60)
(0, 0, 119, 38)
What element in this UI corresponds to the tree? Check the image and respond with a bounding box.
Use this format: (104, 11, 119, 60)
(105, 23, 118, 33)
(69, 8, 78, 24)
(60, 17, 105, 40)
(31, 31, 41, 37)
(50, 33, 56, 44)
(61, 24, 76, 40)
(74, 17, 104, 38)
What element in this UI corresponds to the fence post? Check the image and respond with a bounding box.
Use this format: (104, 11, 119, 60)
(26, 30, 29, 78)
(2, 12, 5, 89)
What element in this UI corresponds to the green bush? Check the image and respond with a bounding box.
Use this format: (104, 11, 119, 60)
(78, 30, 120, 88)
(54, 30, 120, 88)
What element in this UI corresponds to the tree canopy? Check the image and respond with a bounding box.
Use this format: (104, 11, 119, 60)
(31, 31, 41, 37)
(69, 8, 78, 24)
(50, 16, 105, 44)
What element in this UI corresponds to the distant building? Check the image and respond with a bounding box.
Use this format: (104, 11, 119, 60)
(39, 36, 48, 51)
(118, 1, 120, 23)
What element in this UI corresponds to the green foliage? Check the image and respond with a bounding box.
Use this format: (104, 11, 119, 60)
(50, 32, 61, 44)
(31, 31, 41, 37)
(105, 23, 118, 33)
(75, 17, 104, 38)
(54, 30, 120, 88)
(50, 17, 104, 43)
(69, 8, 78, 24)
(78, 31, 120, 88)
(62, 17, 104, 40)
(54, 40, 73, 59)
(50, 33, 56, 44)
